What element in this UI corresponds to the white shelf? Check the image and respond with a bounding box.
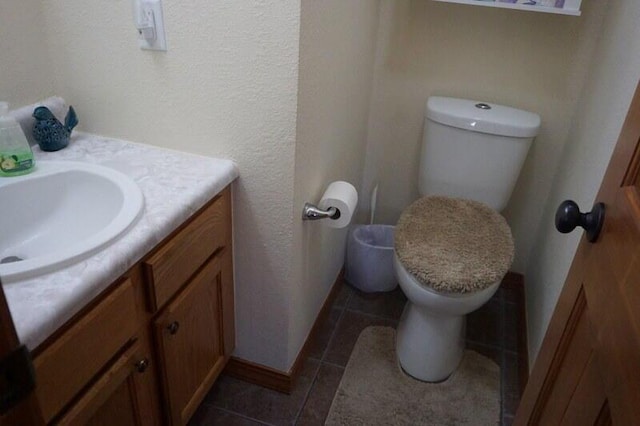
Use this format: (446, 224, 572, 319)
(432, 0, 581, 16)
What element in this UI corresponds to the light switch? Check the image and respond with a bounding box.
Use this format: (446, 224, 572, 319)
(132, 0, 167, 51)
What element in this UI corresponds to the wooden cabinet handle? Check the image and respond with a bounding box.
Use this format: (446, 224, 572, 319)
(134, 358, 150, 373)
(167, 321, 180, 335)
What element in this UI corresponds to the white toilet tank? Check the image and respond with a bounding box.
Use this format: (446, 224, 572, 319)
(419, 97, 540, 211)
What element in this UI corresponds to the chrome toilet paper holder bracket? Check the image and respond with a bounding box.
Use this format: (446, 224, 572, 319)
(302, 203, 342, 221)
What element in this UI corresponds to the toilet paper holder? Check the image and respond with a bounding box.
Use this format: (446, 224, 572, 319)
(302, 202, 342, 221)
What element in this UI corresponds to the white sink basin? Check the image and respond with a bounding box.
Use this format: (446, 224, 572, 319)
(0, 161, 144, 282)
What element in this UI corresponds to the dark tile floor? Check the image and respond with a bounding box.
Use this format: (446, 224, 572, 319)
(191, 278, 524, 426)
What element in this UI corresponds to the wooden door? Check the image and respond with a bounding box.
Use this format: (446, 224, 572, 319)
(515, 81, 640, 424)
(154, 251, 231, 425)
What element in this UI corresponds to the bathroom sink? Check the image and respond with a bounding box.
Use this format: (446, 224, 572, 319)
(0, 161, 144, 282)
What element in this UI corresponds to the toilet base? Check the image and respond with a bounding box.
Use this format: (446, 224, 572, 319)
(396, 301, 465, 382)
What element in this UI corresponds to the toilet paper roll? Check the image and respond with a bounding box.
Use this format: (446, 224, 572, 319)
(318, 181, 358, 229)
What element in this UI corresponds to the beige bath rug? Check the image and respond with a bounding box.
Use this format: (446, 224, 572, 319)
(325, 327, 500, 425)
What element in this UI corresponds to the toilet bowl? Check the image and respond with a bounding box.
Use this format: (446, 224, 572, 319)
(393, 97, 540, 381)
(394, 254, 501, 381)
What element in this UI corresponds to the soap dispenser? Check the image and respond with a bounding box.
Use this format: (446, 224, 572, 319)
(0, 102, 35, 177)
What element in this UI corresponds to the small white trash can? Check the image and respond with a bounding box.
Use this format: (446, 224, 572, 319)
(345, 225, 397, 293)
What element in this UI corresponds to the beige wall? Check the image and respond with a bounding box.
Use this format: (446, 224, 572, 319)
(525, 0, 640, 366)
(36, 0, 301, 371)
(361, 0, 607, 272)
(290, 0, 379, 367)
(0, 1, 54, 106)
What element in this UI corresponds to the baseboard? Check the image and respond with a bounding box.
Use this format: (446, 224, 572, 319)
(503, 271, 529, 395)
(224, 357, 292, 393)
(223, 269, 344, 394)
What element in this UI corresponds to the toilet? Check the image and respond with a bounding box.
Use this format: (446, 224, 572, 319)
(394, 96, 540, 382)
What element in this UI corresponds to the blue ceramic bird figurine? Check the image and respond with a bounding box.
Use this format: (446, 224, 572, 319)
(32, 106, 78, 152)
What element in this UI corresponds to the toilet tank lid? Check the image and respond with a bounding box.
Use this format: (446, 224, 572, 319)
(425, 96, 541, 138)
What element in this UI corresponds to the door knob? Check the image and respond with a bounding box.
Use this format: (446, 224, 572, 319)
(135, 358, 150, 373)
(555, 200, 605, 243)
(167, 321, 180, 335)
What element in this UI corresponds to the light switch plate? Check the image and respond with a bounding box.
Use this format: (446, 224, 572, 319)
(136, 0, 167, 51)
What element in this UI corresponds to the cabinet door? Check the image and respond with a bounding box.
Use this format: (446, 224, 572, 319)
(154, 251, 231, 425)
(56, 340, 155, 426)
(34, 277, 139, 422)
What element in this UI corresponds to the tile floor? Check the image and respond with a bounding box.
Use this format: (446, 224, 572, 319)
(190, 278, 525, 425)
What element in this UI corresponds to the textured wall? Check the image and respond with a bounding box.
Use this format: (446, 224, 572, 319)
(0, 1, 54, 106)
(360, 0, 607, 273)
(525, 0, 640, 366)
(37, 0, 301, 370)
(290, 0, 379, 367)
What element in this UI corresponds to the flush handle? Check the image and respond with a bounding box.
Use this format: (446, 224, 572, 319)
(555, 200, 605, 243)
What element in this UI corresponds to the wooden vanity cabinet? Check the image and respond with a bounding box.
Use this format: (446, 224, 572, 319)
(30, 186, 234, 425)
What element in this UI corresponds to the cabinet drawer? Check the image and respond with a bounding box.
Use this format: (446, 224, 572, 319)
(34, 278, 139, 423)
(143, 187, 231, 311)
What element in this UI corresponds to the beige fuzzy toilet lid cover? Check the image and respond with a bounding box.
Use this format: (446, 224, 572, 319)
(395, 196, 514, 294)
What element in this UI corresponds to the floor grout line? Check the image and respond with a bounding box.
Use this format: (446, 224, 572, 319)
(293, 286, 352, 425)
(213, 406, 277, 426)
(500, 340, 508, 421)
(466, 338, 519, 357)
(292, 361, 321, 425)
(319, 289, 352, 362)
(465, 338, 503, 350)
(318, 359, 347, 370)
(343, 307, 401, 322)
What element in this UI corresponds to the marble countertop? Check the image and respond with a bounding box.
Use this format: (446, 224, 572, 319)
(2, 132, 239, 351)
